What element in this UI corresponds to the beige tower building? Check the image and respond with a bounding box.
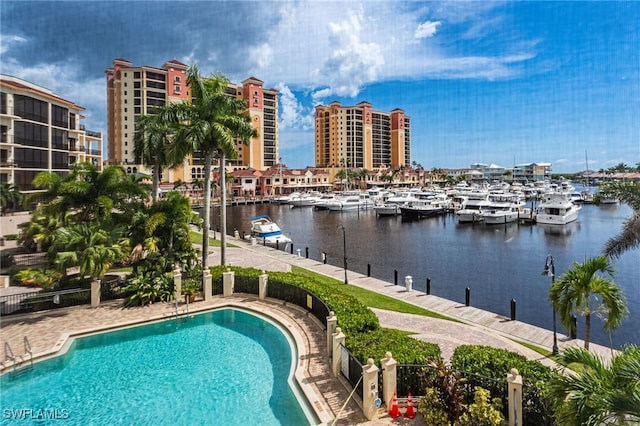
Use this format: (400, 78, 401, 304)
(106, 59, 278, 185)
(314, 101, 410, 169)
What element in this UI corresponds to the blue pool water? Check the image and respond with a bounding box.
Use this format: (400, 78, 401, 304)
(0, 308, 314, 425)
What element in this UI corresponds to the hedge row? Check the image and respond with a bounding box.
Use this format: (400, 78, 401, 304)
(209, 266, 441, 364)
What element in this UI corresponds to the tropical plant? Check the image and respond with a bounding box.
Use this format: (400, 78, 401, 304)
(419, 357, 468, 424)
(548, 345, 640, 426)
(549, 256, 628, 349)
(50, 223, 127, 281)
(458, 387, 504, 426)
(123, 267, 174, 306)
(13, 268, 62, 289)
(0, 183, 23, 214)
(166, 64, 257, 268)
(26, 163, 147, 226)
(596, 180, 640, 258)
(134, 105, 181, 203)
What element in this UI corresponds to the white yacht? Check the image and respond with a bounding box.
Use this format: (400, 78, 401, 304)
(536, 192, 581, 225)
(399, 193, 449, 219)
(481, 193, 525, 225)
(289, 191, 322, 207)
(455, 191, 491, 223)
(373, 191, 419, 216)
(326, 193, 373, 211)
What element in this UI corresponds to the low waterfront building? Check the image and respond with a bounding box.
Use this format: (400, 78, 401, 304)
(0, 75, 102, 193)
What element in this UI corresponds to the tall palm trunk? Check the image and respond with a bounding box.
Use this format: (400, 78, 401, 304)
(201, 151, 212, 270)
(220, 151, 227, 265)
(585, 312, 591, 350)
(152, 158, 161, 203)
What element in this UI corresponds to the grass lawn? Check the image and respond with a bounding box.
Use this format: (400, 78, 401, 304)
(189, 231, 237, 248)
(291, 265, 458, 321)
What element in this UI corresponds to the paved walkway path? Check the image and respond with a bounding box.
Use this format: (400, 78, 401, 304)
(212, 237, 616, 366)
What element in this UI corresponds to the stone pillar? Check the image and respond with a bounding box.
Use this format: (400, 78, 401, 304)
(362, 358, 380, 421)
(380, 351, 397, 410)
(507, 368, 523, 426)
(203, 269, 212, 301)
(223, 268, 234, 297)
(258, 271, 268, 300)
(90, 279, 101, 308)
(173, 266, 182, 301)
(326, 311, 337, 354)
(331, 327, 345, 377)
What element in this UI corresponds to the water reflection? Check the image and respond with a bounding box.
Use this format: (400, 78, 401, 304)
(221, 202, 638, 348)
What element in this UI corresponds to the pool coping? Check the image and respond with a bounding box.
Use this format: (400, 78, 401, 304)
(0, 297, 337, 425)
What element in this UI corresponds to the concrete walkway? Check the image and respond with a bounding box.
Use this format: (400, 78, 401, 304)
(212, 236, 616, 366)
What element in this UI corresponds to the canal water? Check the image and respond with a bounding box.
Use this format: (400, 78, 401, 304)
(217, 200, 638, 349)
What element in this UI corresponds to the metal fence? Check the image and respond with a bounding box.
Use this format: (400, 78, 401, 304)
(340, 344, 364, 399)
(397, 364, 425, 397)
(100, 275, 131, 302)
(1, 288, 90, 315)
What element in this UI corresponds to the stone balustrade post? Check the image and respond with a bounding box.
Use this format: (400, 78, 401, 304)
(223, 268, 234, 297)
(326, 311, 337, 354)
(507, 368, 523, 426)
(380, 351, 397, 409)
(258, 271, 268, 300)
(203, 269, 212, 301)
(331, 327, 345, 377)
(362, 358, 380, 420)
(173, 266, 182, 301)
(90, 279, 101, 308)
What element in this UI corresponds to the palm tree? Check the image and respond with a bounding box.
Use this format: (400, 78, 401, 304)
(549, 256, 628, 349)
(548, 345, 640, 425)
(28, 163, 147, 225)
(168, 64, 257, 268)
(51, 223, 127, 281)
(0, 183, 23, 214)
(191, 178, 203, 205)
(134, 105, 180, 203)
(597, 181, 640, 258)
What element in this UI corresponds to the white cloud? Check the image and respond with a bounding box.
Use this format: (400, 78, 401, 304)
(415, 21, 441, 39)
(276, 83, 314, 131)
(0, 34, 27, 55)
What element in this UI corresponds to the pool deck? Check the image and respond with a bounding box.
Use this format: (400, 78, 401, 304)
(1, 237, 618, 425)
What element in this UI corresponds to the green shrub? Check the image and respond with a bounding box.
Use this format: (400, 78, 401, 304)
(1, 251, 15, 267)
(123, 269, 173, 306)
(3, 234, 18, 240)
(346, 328, 441, 364)
(459, 387, 504, 426)
(451, 345, 556, 426)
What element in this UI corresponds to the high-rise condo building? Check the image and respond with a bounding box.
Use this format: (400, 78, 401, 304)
(105, 59, 278, 184)
(314, 101, 410, 169)
(0, 75, 102, 192)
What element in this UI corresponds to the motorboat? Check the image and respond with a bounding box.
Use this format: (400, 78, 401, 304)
(455, 191, 490, 223)
(535, 192, 581, 225)
(374, 191, 419, 216)
(289, 191, 322, 207)
(311, 193, 338, 210)
(481, 193, 525, 225)
(399, 193, 449, 219)
(326, 193, 373, 211)
(247, 215, 292, 247)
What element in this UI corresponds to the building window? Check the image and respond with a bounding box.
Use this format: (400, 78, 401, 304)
(175, 85, 181, 93)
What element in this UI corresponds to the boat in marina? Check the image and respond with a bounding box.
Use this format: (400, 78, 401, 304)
(399, 194, 449, 219)
(374, 191, 419, 216)
(481, 193, 525, 225)
(535, 192, 581, 225)
(455, 191, 491, 223)
(247, 215, 292, 247)
(326, 193, 373, 211)
(288, 191, 322, 207)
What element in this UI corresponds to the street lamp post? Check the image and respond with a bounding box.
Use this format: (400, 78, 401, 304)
(339, 224, 348, 284)
(542, 254, 559, 355)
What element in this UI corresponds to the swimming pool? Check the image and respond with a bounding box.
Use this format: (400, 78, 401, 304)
(0, 308, 316, 425)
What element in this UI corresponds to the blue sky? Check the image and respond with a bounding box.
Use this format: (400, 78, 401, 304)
(1, 1, 638, 173)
